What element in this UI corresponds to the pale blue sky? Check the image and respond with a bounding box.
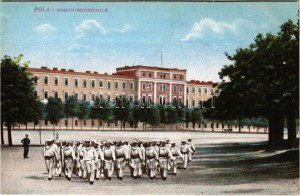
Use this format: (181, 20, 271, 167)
(1, 2, 297, 82)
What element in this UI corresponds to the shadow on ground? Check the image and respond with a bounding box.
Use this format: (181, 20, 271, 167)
(181, 140, 299, 186)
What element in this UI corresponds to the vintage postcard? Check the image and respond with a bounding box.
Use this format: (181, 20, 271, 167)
(1, 1, 299, 195)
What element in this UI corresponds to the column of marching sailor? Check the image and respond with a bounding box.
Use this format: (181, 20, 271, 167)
(43, 138, 196, 184)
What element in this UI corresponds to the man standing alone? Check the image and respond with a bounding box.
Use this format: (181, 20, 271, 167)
(21, 134, 30, 159)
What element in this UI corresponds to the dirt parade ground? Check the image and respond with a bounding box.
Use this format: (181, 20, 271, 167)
(1, 130, 299, 195)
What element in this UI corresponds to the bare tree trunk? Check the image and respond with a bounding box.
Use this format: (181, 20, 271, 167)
(53, 124, 55, 139)
(1, 121, 4, 145)
(7, 123, 13, 146)
(287, 109, 296, 148)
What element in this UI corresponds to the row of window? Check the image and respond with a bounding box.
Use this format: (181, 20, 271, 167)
(141, 72, 184, 80)
(141, 83, 184, 93)
(186, 86, 214, 95)
(42, 75, 134, 90)
(42, 90, 136, 102)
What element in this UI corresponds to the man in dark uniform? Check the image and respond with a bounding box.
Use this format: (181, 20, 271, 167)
(21, 134, 30, 158)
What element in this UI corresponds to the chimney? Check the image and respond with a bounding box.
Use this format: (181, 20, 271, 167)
(53, 67, 58, 71)
(86, 71, 91, 73)
(68, 69, 74, 72)
(61, 68, 66, 71)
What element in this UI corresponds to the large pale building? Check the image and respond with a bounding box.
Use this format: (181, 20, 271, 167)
(28, 65, 216, 107)
(25, 65, 219, 130)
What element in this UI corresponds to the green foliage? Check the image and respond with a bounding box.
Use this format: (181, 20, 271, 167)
(147, 107, 160, 128)
(77, 101, 90, 121)
(1, 55, 41, 145)
(45, 97, 64, 125)
(207, 19, 299, 144)
(64, 95, 80, 118)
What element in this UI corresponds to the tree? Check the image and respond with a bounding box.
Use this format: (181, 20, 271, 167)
(77, 101, 90, 130)
(175, 107, 185, 130)
(191, 108, 202, 130)
(64, 95, 80, 130)
(184, 108, 192, 128)
(1, 55, 39, 146)
(147, 107, 160, 131)
(45, 97, 64, 138)
(158, 105, 167, 130)
(128, 107, 141, 130)
(210, 19, 298, 145)
(166, 106, 178, 130)
(113, 97, 131, 130)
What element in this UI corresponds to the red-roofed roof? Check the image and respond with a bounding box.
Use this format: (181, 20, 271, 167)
(116, 65, 186, 72)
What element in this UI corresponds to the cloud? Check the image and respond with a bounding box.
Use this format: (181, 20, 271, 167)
(0, 13, 9, 19)
(75, 20, 108, 37)
(35, 24, 56, 33)
(181, 18, 238, 41)
(111, 24, 132, 33)
(75, 20, 132, 38)
(68, 43, 90, 54)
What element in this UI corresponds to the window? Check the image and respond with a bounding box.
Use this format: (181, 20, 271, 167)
(192, 100, 196, 107)
(142, 83, 146, 91)
(91, 80, 95, 88)
(160, 84, 166, 92)
(75, 120, 78, 126)
(142, 72, 146, 77)
(180, 75, 183, 80)
(44, 90, 48, 99)
(130, 82, 134, 90)
(107, 81, 111, 89)
(199, 88, 202, 94)
(192, 87, 195, 93)
(173, 85, 177, 92)
(83, 120, 86, 126)
(99, 80, 103, 88)
(74, 92, 79, 100)
(159, 96, 166, 105)
(44, 76, 48, 85)
(64, 77, 68, 86)
(148, 83, 152, 91)
(211, 88, 214, 95)
(179, 86, 182, 93)
(83, 79, 87, 87)
(149, 73, 152, 77)
(33, 75, 37, 84)
(91, 93, 95, 102)
(54, 76, 58, 85)
(114, 82, 118, 89)
(186, 87, 190, 93)
(64, 92, 69, 100)
(173, 75, 176, 79)
(160, 73, 166, 79)
(204, 88, 208, 94)
(179, 97, 182, 106)
(142, 95, 146, 104)
(75, 78, 79, 87)
(148, 95, 152, 102)
(54, 92, 58, 99)
(122, 82, 126, 89)
(83, 93, 87, 102)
